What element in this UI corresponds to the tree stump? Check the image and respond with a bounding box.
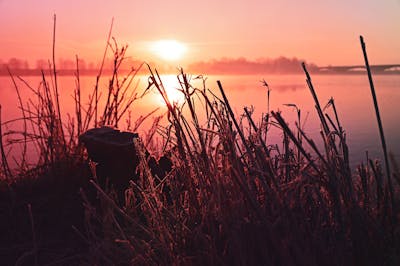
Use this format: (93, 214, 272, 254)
(79, 127, 140, 196)
(79, 127, 172, 204)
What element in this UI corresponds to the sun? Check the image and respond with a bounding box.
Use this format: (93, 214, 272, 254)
(150, 40, 187, 61)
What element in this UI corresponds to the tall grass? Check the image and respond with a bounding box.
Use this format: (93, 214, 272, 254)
(0, 35, 399, 265)
(0, 26, 151, 263)
(360, 35, 394, 219)
(0, 46, 145, 177)
(81, 65, 399, 265)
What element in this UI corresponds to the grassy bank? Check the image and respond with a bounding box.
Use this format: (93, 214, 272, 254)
(1, 37, 400, 265)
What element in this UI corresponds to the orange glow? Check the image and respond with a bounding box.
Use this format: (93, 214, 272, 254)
(150, 40, 187, 61)
(0, 1, 399, 67)
(153, 75, 185, 105)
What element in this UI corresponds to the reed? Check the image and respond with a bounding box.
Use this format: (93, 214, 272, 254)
(0, 105, 13, 179)
(360, 35, 395, 222)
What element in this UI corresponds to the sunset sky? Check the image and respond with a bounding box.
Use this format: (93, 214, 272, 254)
(0, 0, 399, 67)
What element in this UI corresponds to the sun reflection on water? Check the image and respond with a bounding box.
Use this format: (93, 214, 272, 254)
(151, 74, 186, 106)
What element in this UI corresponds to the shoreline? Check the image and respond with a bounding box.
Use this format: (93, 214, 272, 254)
(1, 69, 399, 77)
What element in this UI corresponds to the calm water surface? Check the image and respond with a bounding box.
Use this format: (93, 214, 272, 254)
(1, 73, 399, 168)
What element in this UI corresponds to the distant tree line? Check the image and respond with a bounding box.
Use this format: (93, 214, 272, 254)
(188, 56, 318, 74)
(0, 57, 143, 76)
(1, 56, 319, 75)
(0, 57, 93, 71)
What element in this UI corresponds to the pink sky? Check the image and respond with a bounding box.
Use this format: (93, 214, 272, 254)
(0, 0, 399, 66)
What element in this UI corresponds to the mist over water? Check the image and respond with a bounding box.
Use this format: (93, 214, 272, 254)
(1, 73, 399, 169)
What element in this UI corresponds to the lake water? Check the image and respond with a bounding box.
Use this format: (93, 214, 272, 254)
(1, 73, 399, 169)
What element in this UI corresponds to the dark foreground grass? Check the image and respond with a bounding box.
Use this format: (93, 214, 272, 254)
(1, 37, 400, 265)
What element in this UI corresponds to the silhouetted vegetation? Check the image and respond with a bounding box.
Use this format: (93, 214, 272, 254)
(1, 34, 400, 265)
